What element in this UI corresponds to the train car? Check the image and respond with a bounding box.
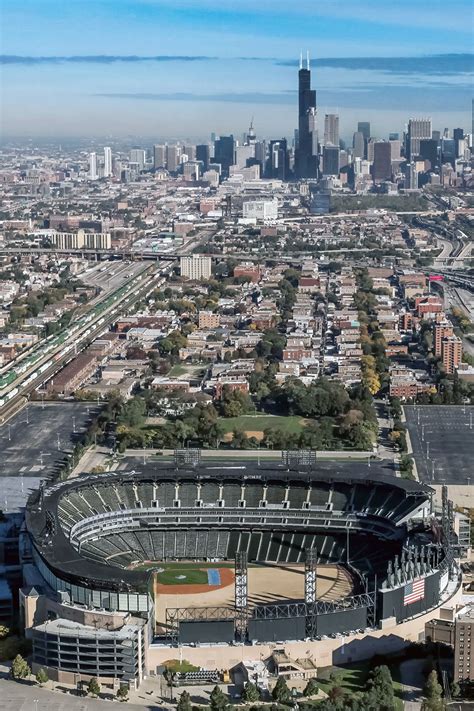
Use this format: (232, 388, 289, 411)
(0, 371, 17, 390)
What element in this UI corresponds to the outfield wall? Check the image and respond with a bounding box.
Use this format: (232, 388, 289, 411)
(147, 580, 462, 673)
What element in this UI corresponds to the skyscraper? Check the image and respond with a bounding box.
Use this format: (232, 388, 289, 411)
(266, 139, 289, 179)
(196, 144, 210, 171)
(322, 145, 340, 176)
(324, 114, 339, 146)
(103, 147, 112, 178)
(407, 118, 432, 160)
(213, 135, 235, 177)
(130, 148, 146, 170)
(153, 145, 166, 170)
(372, 141, 392, 183)
(88, 152, 97, 180)
(166, 145, 181, 172)
(353, 131, 365, 159)
(419, 139, 439, 170)
(294, 51, 318, 179)
(357, 122, 370, 141)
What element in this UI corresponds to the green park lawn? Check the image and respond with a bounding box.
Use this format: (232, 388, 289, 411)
(317, 662, 404, 710)
(218, 414, 305, 436)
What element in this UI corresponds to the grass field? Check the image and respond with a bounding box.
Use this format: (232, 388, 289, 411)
(131, 561, 236, 573)
(317, 662, 403, 710)
(157, 568, 209, 585)
(218, 414, 305, 436)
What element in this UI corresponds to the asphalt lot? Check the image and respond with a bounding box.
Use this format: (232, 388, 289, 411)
(404, 405, 474, 485)
(0, 402, 101, 512)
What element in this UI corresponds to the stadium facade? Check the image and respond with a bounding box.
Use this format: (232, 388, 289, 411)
(22, 461, 462, 687)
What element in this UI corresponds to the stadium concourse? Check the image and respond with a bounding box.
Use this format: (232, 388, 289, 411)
(23, 459, 462, 687)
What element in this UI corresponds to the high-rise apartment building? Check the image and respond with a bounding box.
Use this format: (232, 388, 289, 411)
(407, 118, 432, 160)
(129, 149, 146, 170)
(88, 152, 98, 180)
(434, 320, 453, 357)
(180, 255, 212, 281)
(441, 335, 462, 374)
(166, 145, 181, 172)
(153, 145, 166, 170)
(455, 606, 474, 683)
(324, 113, 339, 146)
(294, 52, 318, 179)
(373, 141, 392, 183)
(103, 147, 112, 178)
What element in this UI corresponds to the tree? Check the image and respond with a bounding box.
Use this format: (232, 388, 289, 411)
(303, 678, 319, 697)
(422, 670, 444, 711)
(210, 684, 229, 711)
(242, 681, 261, 703)
(0, 625, 9, 639)
(116, 685, 129, 702)
(272, 676, 291, 704)
(87, 677, 101, 697)
(177, 690, 192, 711)
(11, 654, 30, 680)
(36, 668, 49, 686)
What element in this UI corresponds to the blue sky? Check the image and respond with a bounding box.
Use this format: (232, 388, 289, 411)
(1, 0, 472, 139)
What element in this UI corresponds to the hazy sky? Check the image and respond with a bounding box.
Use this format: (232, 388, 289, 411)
(1, 0, 472, 141)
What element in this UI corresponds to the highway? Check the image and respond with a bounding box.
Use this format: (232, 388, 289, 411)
(0, 259, 175, 422)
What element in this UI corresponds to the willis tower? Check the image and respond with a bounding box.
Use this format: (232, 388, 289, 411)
(295, 51, 318, 179)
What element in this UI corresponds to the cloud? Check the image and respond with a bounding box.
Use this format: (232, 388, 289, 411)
(277, 53, 474, 76)
(96, 91, 295, 104)
(0, 54, 216, 65)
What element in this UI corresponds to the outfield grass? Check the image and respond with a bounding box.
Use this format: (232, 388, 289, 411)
(157, 568, 209, 585)
(218, 414, 305, 435)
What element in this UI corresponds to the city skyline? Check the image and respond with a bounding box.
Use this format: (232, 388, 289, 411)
(1, 0, 473, 138)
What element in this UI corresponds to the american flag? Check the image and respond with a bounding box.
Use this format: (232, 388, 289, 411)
(403, 578, 425, 605)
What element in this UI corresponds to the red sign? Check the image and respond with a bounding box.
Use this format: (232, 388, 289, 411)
(429, 275, 444, 282)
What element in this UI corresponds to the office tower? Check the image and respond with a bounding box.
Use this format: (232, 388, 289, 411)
(213, 135, 235, 177)
(324, 113, 339, 146)
(407, 118, 432, 160)
(389, 132, 399, 141)
(367, 139, 376, 162)
(352, 132, 365, 159)
(246, 119, 256, 145)
(432, 130, 441, 141)
(372, 142, 392, 183)
(196, 144, 210, 171)
(153, 145, 166, 170)
(357, 122, 370, 141)
(235, 144, 255, 170)
(389, 139, 401, 160)
(88, 152, 97, 180)
(441, 138, 456, 166)
(294, 51, 318, 179)
(166, 145, 181, 172)
(180, 255, 212, 281)
(322, 145, 340, 176)
(453, 128, 464, 141)
(266, 139, 289, 179)
(103, 147, 112, 178)
(419, 139, 439, 170)
(441, 335, 462, 374)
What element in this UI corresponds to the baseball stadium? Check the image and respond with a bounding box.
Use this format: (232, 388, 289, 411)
(23, 457, 462, 686)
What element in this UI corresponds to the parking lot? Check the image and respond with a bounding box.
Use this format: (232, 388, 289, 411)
(0, 402, 101, 511)
(404, 405, 474, 485)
